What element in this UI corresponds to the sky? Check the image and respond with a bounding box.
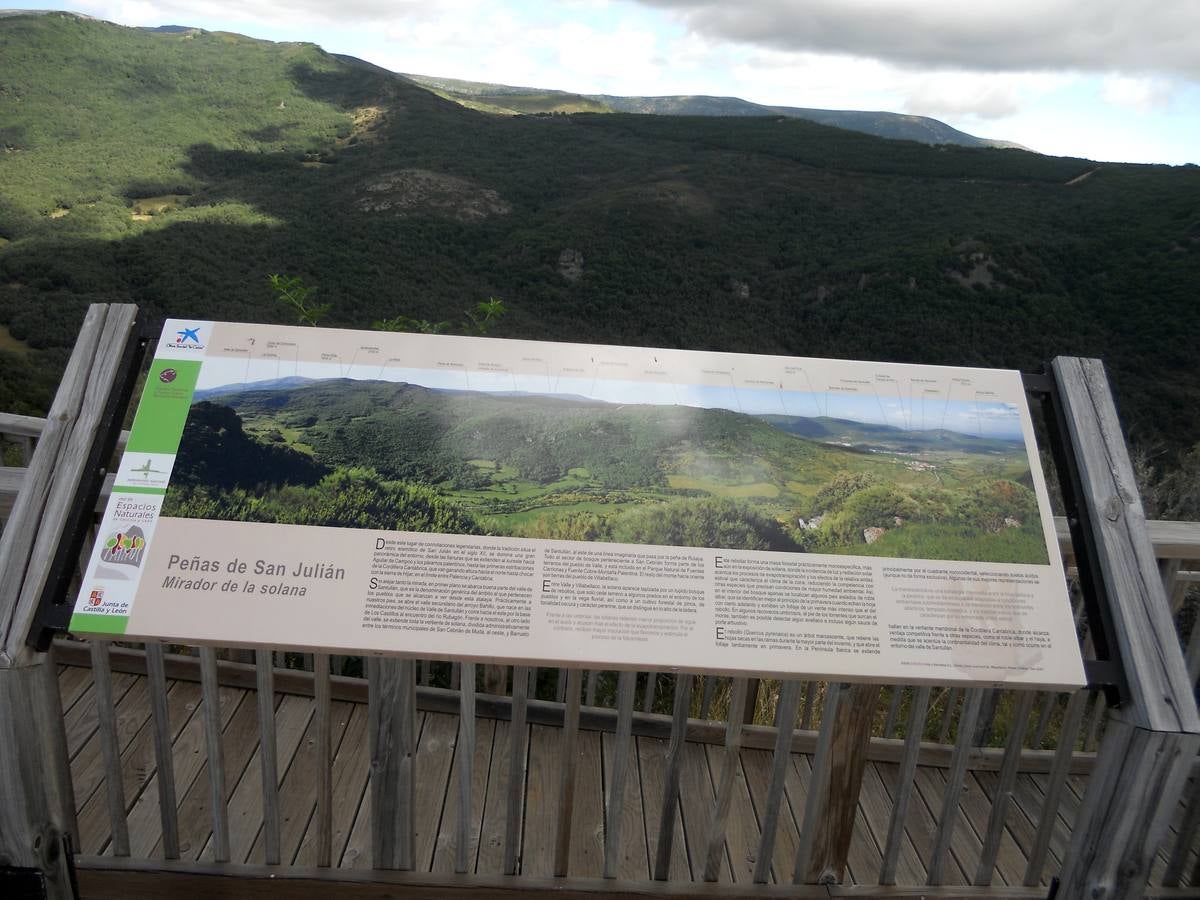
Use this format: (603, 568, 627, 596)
(18, 0, 1199, 164)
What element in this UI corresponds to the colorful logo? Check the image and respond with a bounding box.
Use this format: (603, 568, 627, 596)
(99, 525, 147, 567)
(159, 368, 177, 383)
(89, 589, 104, 607)
(165, 324, 206, 351)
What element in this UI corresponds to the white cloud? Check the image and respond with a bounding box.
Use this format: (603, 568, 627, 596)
(720, 48, 1068, 125)
(58, 0, 1199, 163)
(1100, 75, 1175, 113)
(900, 71, 1071, 122)
(638, 0, 1200, 78)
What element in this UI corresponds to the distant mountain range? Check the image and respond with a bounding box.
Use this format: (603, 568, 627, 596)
(193, 375, 317, 400)
(4, 13, 1018, 149)
(756, 414, 1020, 452)
(396, 72, 1026, 150)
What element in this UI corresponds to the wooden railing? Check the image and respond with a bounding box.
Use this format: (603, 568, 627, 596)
(0, 305, 1197, 898)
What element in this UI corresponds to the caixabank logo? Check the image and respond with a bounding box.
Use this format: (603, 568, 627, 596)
(164, 324, 207, 351)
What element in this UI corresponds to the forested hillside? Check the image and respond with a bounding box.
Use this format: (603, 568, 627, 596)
(1, 12, 1198, 476)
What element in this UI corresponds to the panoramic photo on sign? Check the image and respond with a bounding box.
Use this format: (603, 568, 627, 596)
(71, 320, 1084, 688)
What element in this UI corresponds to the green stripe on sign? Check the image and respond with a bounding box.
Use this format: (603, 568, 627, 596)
(69, 613, 129, 636)
(115, 486, 168, 496)
(125, 359, 202, 454)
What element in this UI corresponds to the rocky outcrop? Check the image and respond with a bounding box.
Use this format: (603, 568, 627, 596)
(558, 248, 584, 281)
(355, 169, 510, 222)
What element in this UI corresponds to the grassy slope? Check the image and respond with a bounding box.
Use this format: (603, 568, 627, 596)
(0, 14, 1198, 453)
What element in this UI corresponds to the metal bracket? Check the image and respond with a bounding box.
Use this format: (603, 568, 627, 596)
(26, 311, 151, 652)
(62, 831, 79, 899)
(1024, 368, 1130, 708)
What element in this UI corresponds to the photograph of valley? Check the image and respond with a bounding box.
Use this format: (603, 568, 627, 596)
(161, 370, 1049, 564)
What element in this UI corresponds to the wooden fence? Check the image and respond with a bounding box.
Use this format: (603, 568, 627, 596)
(0, 304, 1197, 899)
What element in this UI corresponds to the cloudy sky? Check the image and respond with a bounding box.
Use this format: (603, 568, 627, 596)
(23, 0, 1200, 164)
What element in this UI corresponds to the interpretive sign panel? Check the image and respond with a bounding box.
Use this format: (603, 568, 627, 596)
(71, 320, 1084, 688)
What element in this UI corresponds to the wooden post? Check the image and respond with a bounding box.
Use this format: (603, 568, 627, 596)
(455, 662, 477, 874)
(602, 670, 636, 879)
(503, 666, 529, 876)
(369, 657, 417, 870)
(0, 304, 140, 899)
(313, 652, 333, 868)
(255, 650, 280, 865)
(928, 688, 984, 885)
(1051, 357, 1200, 899)
(703, 677, 748, 882)
(653, 674, 693, 880)
(879, 685, 930, 884)
(752, 679, 801, 883)
(795, 681, 881, 884)
(974, 689, 1036, 885)
(144, 643, 179, 860)
(553, 668, 582, 877)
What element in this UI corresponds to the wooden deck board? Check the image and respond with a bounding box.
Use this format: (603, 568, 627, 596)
(165, 688, 253, 860)
(75, 680, 199, 855)
(973, 770, 1054, 886)
(711, 744, 762, 884)
(635, 734, 693, 882)
(475, 718, 514, 874)
(600, 729, 650, 880)
(211, 694, 311, 864)
(568, 729, 606, 878)
(912, 763, 992, 885)
(738, 745, 796, 885)
(956, 771, 1027, 886)
(520, 723, 562, 877)
(72, 674, 154, 847)
(859, 762, 925, 885)
(431, 716, 494, 873)
(129, 682, 240, 859)
(57, 663, 94, 715)
(676, 738, 720, 882)
(65, 672, 137, 760)
(413, 712, 459, 870)
(58, 665, 1190, 892)
(875, 761, 968, 886)
(255, 699, 355, 866)
(294, 702, 369, 868)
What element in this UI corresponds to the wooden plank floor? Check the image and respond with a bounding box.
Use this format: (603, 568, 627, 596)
(59, 664, 1199, 889)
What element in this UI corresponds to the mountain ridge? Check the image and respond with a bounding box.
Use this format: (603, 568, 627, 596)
(394, 71, 1026, 150)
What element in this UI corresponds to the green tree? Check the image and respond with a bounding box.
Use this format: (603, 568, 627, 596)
(268, 273, 330, 326)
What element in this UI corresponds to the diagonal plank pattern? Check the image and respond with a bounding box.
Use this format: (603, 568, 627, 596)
(59, 663, 1196, 890)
